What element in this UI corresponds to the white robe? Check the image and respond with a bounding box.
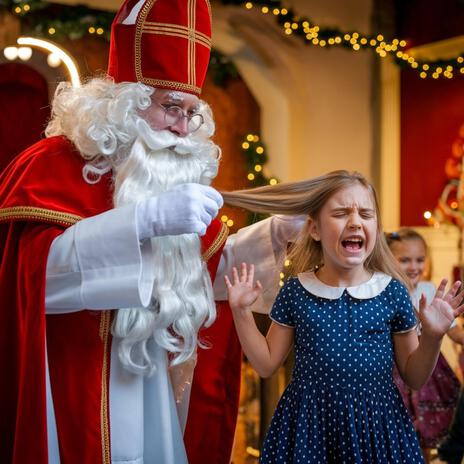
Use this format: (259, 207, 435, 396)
(45, 205, 290, 463)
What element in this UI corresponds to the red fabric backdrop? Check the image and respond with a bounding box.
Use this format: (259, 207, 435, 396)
(0, 63, 50, 174)
(400, 71, 464, 226)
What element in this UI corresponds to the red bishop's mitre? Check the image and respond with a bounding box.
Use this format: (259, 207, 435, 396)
(108, 0, 212, 96)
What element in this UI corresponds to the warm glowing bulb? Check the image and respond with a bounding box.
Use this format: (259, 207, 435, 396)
(17, 47, 32, 61)
(48, 27, 56, 35)
(246, 134, 254, 142)
(221, 215, 228, 222)
(261, 6, 269, 13)
(96, 28, 104, 35)
(423, 211, 432, 219)
(14, 6, 21, 13)
(226, 219, 234, 227)
(256, 146, 264, 154)
(245, 2, 253, 9)
(248, 173, 255, 181)
(254, 165, 262, 172)
(3, 46, 18, 60)
(23, 4, 30, 11)
(242, 142, 250, 149)
(420, 72, 427, 79)
(47, 52, 62, 67)
(269, 178, 278, 185)
(17, 36, 81, 87)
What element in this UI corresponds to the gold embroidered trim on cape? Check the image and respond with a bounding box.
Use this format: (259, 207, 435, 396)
(99, 311, 111, 464)
(202, 222, 229, 262)
(0, 206, 82, 226)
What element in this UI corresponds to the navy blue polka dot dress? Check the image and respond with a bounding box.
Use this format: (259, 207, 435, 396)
(260, 272, 424, 464)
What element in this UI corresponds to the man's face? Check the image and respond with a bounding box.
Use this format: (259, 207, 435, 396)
(142, 88, 201, 137)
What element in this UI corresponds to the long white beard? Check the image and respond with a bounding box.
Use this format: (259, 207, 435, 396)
(46, 79, 220, 375)
(111, 122, 219, 376)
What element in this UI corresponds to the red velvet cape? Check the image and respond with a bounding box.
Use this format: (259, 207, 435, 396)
(0, 136, 228, 463)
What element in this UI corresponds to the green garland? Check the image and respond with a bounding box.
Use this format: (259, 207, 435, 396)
(1, 0, 240, 84)
(241, 134, 277, 224)
(3, 0, 114, 41)
(3, 0, 464, 78)
(221, 0, 464, 79)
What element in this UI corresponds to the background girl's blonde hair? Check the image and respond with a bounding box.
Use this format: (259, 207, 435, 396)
(386, 228, 431, 281)
(222, 170, 408, 285)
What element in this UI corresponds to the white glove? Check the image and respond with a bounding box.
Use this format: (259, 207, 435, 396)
(136, 183, 223, 240)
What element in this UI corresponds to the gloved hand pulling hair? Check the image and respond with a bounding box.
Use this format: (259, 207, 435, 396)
(136, 183, 223, 240)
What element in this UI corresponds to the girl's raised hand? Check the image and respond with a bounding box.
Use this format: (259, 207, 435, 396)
(419, 279, 464, 339)
(224, 263, 263, 312)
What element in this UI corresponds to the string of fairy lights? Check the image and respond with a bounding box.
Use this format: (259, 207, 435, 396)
(220, 134, 278, 229)
(4, 0, 464, 79)
(219, 134, 291, 287)
(232, 0, 464, 80)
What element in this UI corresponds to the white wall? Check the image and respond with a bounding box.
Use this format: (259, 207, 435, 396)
(212, 0, 373, 182)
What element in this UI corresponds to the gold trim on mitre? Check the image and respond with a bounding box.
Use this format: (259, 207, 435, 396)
(135, 0, 211, 94)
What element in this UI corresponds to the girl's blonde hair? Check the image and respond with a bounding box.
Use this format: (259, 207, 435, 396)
(222, 170, 408, 285)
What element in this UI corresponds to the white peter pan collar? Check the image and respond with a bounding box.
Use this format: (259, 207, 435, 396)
(297, 271, 392, 300)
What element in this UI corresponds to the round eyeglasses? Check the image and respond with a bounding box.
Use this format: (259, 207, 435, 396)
(153, 100, 204, 133)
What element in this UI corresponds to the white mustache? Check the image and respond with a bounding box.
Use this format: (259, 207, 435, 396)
(134, 118, 204, 155)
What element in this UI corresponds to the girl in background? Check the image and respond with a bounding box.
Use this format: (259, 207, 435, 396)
(387, 229, 463, 462)
(223, 170, 464, 463)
